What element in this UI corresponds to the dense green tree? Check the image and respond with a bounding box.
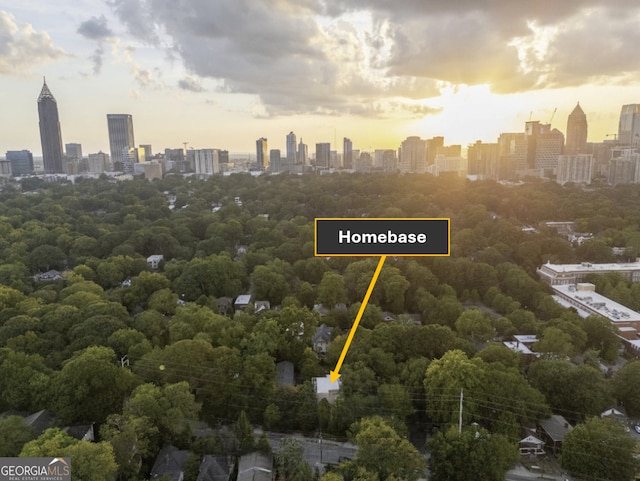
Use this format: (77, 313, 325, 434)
(561, 417, 637, 481)
(349, 416, 425, 481)
(0, 415, 35, 456)
(21, 428, 118, 481)
(317, 271, 348, 308)
(613, 361, 640, 416)
(275, 438, 313, 481)
(428, 426, 518, 481)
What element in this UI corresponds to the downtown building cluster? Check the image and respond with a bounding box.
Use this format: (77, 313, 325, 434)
(4, 80, 640, 185)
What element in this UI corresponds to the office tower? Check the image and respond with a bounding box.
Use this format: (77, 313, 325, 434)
(194, 149, 219, 176)
(497, 132, 527, 179)
(556, 154, 594, 185)
(343, 138, 353, 169)
(164, 148, 185, 162)
(433, 154, 467, 176)
(140, 144, 152, 161)
(565, 102, 588, 154)
(330, 150, 339, 169)
(618, 104, 640, 146)
(270, 149, 282, 173)
(6, 150, 34, 175)
(355, 152, 372, 172)
(65, 143, 82, 160)
(608, 148, 640, 185)
(297, 139, 308, 165)
(122, 148, 137, 174)
(467, 141, 499, 179)
(315, 143, 330, 168)
(426, 136, 444, 165)
(107, 114, 135, 170)
(256, 138, 268, 170)
(37, 79, 64, 173)
(87, 151, 110, 173)
(524, 121, 564, 175)
(399, 136, 427, 173)
(286, 131, 296, 163)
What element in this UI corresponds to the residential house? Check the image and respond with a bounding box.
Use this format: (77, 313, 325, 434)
(217, 297, 234, 316)
(519, 435, 545, 456)
(236, 452, 273, 481)
(147, 255, 164, 270)
(276, 361, 295, 387)
(234, 294, 252, 311)
(32, 270, 64, 282)
(150, 444, 190, 481)
(313, 374, 341, 404)
(312, 324, 333, 355)
(254, 301, 271, 314)
(24, 409, 56, 436)
(196, 455, 233, 481)
(538, 415, 573, 454)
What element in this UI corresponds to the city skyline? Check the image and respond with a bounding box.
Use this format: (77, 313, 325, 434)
(2, 2, 640, 155)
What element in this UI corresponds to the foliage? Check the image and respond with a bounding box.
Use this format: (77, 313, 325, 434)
(428, 426, 518, 481)
(561, 417, 638, 481)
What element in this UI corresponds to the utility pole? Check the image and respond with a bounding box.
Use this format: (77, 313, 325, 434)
(458, 388, 464, 435)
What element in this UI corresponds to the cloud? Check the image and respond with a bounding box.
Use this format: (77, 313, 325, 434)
(77, 15, 115, 75)
(106, 1, 640, 116)
(178, 76, 204, 92)
(77, 15, 113, 40)
(0, 10, 67, 74)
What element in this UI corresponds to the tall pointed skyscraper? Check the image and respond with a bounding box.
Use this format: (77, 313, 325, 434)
(565, 102, 588, 154)
(37, 79, 64, 173)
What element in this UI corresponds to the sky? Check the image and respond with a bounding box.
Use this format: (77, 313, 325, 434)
(1, 1, 640, 157)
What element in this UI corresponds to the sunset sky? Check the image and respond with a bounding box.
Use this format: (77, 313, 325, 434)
(1, 1, 639, 157)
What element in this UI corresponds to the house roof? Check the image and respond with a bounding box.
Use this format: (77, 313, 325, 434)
(276, 361, 295, 387)
(314, 374, 341, 395)
(539, 415, 573, 443)
(601, 407, 626, 419)
(235, 294, 252, 305)
(237, 452, 272, 481)
(519, 435, 544, 446)
(197, 455, 231, 481)
(150, 444, 190, 480)
(312, 324, 333, 344)
(24, 409, 56, 436)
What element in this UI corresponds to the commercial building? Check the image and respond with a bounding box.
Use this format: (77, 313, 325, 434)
(256, 138, 268, 170)
(107, 114, 135, 170)
(37, 80, 64, 173)
(194, 149, 220, 177)
(343, 137, 353, 169)
(6, 150, 34, 175)
(467, 140, 499, 179)
(618, 104, 640, 146)
(286, 131, 296, 164)
(399, 136, 427, 173)
(315, 143, 330, 168)
(565, 103, 588, 154)
(556, 154, 593, 185)
(537, 261, 640, 286)
(65, 143, 82, 160)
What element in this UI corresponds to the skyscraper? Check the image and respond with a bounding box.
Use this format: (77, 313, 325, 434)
(618, 104, 640, 147)
(315, 143, 330, 168)
(343, 138, 353, 169)
(107, 114, 135, 170)
(399, 136, 427, 173)
(65, 143, 82, 160)
(6, 150, 34, 175)
(256, 137, 268, 170)
(286, 131, 297, 163)
(297, 139, 308, 165)
(565, 102, 588, 154)
(37, 79, 64, 173)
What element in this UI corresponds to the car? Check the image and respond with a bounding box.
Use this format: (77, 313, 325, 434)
(634, 424, 640, 434)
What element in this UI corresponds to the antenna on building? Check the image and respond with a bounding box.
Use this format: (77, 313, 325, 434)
(183, 141, 188, 153)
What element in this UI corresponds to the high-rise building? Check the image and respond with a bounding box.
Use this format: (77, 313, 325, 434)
(374, 150, 397, 171)
(286, 131, 297, 163)
(315, 143, 331, 168)
(270, 149, 282, 173)
(399, 136, 427, 173)
(140, 144, 153, 161)
(556, 154, 593, 185)
(107, 114, 135, 170)
(297, 139, 308, 165)
(467, 141, 499, 179)
(343, 138, 353, 169)
(6, 150, 34, 175)
(194, 149, 219, 177)
(618, 104, 640, 146)
(256, 138, 268, 170)
(426, 136, 444, 165)
(565, 102, 588, 154)
(65, 143, 82, 160)
(37, 79, 64, 173)
(87, 151, 110, 173)
(497, 132, 527, 179)
(608, 148, 640, 185)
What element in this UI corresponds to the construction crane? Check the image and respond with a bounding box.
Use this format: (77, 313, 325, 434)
(548, 107, 557, 125)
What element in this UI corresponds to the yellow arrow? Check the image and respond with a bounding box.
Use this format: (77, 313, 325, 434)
(330, 255, 387, 383)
